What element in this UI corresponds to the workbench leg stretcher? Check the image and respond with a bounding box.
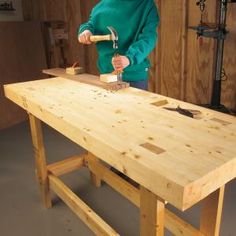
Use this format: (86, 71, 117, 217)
(29, 114, 224, 236)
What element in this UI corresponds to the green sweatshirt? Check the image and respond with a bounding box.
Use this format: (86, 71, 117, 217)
(79, 0, 159, 82)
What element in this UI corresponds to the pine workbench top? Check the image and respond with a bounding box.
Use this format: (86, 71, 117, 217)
(4, 76, 236, 211)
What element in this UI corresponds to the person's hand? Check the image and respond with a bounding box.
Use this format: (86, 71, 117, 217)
(112, 55, 130, 71)
(78, 30, 92, 45)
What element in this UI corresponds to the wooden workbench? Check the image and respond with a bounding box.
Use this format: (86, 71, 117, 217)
(4, 75, 236, 236)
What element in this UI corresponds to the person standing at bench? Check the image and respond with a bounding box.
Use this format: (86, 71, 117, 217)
(78, 0, 159, 90)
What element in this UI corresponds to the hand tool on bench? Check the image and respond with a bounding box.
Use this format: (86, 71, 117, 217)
(163, 106, 201, 118)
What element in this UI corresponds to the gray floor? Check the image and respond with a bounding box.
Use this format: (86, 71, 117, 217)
(0, 122, 235, 236)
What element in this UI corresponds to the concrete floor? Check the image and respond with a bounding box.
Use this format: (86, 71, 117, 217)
(0, 122, 235, 236)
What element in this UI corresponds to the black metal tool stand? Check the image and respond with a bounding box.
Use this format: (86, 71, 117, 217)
(190, 0, 236, 114)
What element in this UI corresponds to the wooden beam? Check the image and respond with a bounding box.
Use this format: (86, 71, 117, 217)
(85, 153, 140, 206)
(47, 155, 85, 176)
(46, 152, 205, 236)
(49, 174, 119, 236)
(165, 210, 204, 236)
(43, 68, 129, 90)
(87, 154, 102, 187)
(29, 114, 52, 208)
(86, 153, 204, 236)
(200, 186, 225, 236)
(140, 186, 165, 236)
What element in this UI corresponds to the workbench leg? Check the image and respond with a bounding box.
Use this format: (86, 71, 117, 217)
(29, 114, 52, 208)
(87, 153, 102, 188)
(200, 186, 225, 236)
(140, 186, 165, 236)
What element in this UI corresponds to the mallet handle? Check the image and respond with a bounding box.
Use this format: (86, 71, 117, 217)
(90, 35, 111, 42)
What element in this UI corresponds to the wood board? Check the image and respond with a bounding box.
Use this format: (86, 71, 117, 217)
(43, 68, 129, 90)
(4, 76, 236, 210)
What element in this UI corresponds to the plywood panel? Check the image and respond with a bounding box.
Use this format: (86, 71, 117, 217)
(0, 22, 47, 130)
(221, 4, 236, 111)
(80, 0, 99, 75)
(21, 0, 42, 21)
(157, 0, 186, 100)
(66, 0, 85, 68)
(185, 0, 217, 105)
(22, 0, 85, 68)
(148, 0, 161, 93)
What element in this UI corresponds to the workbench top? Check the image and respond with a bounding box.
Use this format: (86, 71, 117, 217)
(4, 76, 236, 210)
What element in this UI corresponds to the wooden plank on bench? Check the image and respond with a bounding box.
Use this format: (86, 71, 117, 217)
(43, 68, 129, 90)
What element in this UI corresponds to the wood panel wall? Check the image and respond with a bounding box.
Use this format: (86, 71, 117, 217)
(80, 0, 99, 75)
(222, 3, 236, 110)
(0, 22, 47, 130)
(21, 0, 236, 111)
(22, 0, 85, 68)
(157, 0, 235, 110)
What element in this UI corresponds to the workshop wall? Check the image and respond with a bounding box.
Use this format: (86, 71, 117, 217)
(0, 22, 47, 130)
(22, 0, 85, 68)
(221, 4, 236, 110)
(21, 0, 236, 111)
(0, 0, 23, 21)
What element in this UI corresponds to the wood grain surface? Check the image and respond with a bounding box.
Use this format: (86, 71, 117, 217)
(4, 77, 236, 210)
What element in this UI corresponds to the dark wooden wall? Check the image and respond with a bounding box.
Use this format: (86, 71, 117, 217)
(22, 0, 85, 68)
(0, 22, 47, 130)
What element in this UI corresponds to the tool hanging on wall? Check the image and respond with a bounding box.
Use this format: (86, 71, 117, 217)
(189, 0, 236, 113)
(42, 21, 68, 68)
(0, 1, 15, 11)
(196, 0, 206, 22)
